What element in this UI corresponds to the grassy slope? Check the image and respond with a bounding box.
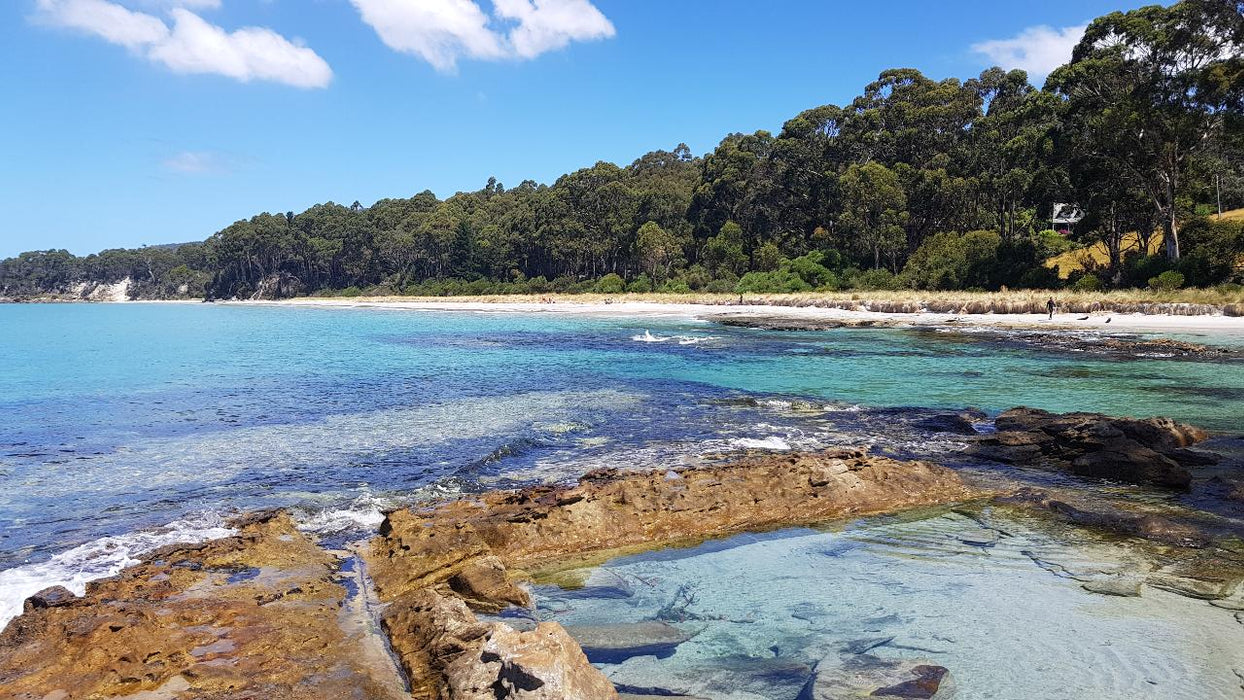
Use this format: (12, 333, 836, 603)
(1045, 208, 1244, 278)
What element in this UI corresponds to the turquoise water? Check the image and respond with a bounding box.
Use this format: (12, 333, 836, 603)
(535, 512, 1244, 699)
(1, 303, 1242, 630)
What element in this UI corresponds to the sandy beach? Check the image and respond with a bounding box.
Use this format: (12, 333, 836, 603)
(256, 296, 1244, 336)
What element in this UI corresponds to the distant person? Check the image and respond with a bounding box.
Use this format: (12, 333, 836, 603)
(1047, 297, 1055, 320)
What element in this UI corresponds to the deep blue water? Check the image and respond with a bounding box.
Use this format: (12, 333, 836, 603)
(1, 303, 1242, 625)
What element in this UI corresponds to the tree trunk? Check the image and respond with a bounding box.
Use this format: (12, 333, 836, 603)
(1163, 207, 1180, 260)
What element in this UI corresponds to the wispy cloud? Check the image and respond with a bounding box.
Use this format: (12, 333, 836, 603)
(351, 0, 615, 72)
(971, 24, 1086, 80)
(33, 0, 332, 88)
(161, 149, 232, 174)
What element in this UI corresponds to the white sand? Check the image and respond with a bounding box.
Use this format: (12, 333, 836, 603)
(255, 297, 1244, 337)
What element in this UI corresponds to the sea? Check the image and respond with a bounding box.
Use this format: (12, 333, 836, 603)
(2, 302, 1242, 698)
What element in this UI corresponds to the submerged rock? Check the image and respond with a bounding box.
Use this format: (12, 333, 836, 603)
(914, 412, 980, 436)
(1081, 576, 1143, 597)
(970, 407, 1218, 489)
(711, 315, 897, 331)
(610, 654, 813, 699)
(998, 488, 1212, 548)
(799, 654, 951, 699)
(564, 621, 691, 663)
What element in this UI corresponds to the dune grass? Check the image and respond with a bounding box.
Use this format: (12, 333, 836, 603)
(332, 287, 1244, 316)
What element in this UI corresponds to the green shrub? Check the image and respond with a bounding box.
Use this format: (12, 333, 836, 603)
(702, 275, 738, 293)
(850, 268, 901, 290)
(682, 264, 713, 290)
(1178, 218, 1244, 286)
(1071, 273, 1103, 291)
(1148, 270, 1185, 291)
(1216, 282, 1243, 294)
(786, 252, 838, 290)
(659, 279, 691, 293)
(595, 273, 626, 294)
(627, 274, 653, 293)
(735, 270, 811, 294)
(339, 286, 362, 297)
(1037, 229, 1075, 257)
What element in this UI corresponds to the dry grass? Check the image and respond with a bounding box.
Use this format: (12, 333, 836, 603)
(336, 288, 1244, 317)
(1046, 208, 1244, 278)
(1045, 232, 1164, 279)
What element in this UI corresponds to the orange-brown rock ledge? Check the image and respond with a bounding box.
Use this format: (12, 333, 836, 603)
(0, 449, 973, 700)
(365, 448, 973, 699)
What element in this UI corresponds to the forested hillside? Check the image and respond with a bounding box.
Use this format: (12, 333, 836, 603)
(3, 0, 1241, 301)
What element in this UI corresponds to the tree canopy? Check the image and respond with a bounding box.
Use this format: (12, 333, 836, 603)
(3, 1, 1241, 301)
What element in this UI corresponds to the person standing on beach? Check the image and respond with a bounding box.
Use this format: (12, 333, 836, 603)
(1047, 297, 1055, 320)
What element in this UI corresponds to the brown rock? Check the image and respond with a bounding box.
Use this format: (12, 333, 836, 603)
(799, 655, 950, 699)
(368, 449, 970, 700)
(872, 664, 950, 698)
(997, 488, 1212, 547)
(564, 621, 690, 663)
(1082, 577, 1143, 597)
(444, 621, 619, 699)
(971, 407, 1217, 489)
(449, 555, 532, 612)
(0, 513, 407, 700)
(369, 449, 971, 593)
(22, 585, 77, 613)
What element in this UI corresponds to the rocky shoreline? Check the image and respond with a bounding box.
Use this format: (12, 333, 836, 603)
(2, 410, 1242, 699)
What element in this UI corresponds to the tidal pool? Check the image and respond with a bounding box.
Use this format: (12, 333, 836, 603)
(532, 510, 1244, 699)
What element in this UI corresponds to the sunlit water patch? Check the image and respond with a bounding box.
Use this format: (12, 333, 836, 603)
(533, 511, 1244, 699)
(2, 303, 1243, 630)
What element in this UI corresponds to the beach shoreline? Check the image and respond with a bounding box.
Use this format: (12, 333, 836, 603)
(243, 296, 1244, 335)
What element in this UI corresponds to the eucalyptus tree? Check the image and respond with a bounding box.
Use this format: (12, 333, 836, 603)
(1049, 0, 1244, 259)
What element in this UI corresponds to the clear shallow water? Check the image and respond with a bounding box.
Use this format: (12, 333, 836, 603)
(1, 303, 1243, 627)
(533, 512, 1244, 700)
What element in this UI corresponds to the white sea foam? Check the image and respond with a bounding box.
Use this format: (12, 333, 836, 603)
(294, 494, 391, 535)
(632, 330, 671, 342)
(631, 330, 718, 345)
(729, 436, 792, 450)
(0, 513, 235, 629)
(676, 335, 718, 345)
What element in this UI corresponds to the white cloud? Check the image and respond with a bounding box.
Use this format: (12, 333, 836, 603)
(149, 9, 333, 88)
(33, 0, 332, 88)
(162, 150, 228, 174)
(351, 0, 615, 72)
(971, 24, 1086, 79)
(34, 0, 169, 48)
(351, 0, 505, 71)
(132, 0, 222, 9)
(493, 0, 615, 59)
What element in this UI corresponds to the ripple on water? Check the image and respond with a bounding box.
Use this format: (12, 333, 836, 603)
(534, 511, 1244, 700)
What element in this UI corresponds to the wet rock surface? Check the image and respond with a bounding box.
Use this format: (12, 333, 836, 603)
(564, 621, 691, 663)
(368, 448, 972, 592)
(366, 449, 970, 698)
(970, 407, 1218, 488)
(798, 655, 951, 699)
(0, 513, 407, 700)
(711, 315, 902, 331)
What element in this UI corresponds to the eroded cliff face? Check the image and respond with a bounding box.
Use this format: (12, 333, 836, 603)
(364, 449, 974, 698)
(0, 512, 408, 700)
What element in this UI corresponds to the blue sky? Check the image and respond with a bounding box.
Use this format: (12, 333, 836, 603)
(0, 0, 1148, 258)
